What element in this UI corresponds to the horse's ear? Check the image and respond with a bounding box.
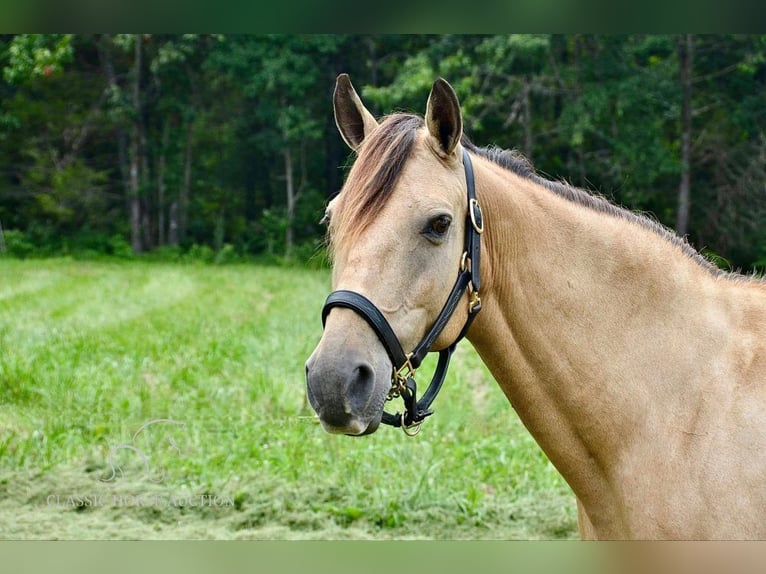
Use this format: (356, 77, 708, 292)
(333, 73, 379, 151)
(425, 78, 463, 157)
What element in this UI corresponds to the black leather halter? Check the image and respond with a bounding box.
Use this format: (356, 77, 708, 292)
(321, 148, 483, 434)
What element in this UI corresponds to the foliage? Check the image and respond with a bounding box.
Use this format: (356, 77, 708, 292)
(1, 229, 35, 257)
(0, 35, 765, 271)
(3, 34, 73, 84)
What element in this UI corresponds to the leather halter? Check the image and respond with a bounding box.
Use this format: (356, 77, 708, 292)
(321, 148, 483, 434)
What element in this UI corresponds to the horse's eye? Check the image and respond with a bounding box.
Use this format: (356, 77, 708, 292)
(428, 215, 452, 237)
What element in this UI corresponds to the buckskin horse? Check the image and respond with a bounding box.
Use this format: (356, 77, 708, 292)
(305, 74, 766, 539)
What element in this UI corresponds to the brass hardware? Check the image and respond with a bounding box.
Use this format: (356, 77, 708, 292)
(469, 289, 482, 313)
(388, 354, 415, 400)
(469, 198, 484, 234)
(387, 376, 405, 400)
(394, 354, 416, 382)
(460, 251, 469, 273)
(400, 416, 423, 437)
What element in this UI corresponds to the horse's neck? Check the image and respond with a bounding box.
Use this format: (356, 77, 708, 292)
(468, 159, 733, 534)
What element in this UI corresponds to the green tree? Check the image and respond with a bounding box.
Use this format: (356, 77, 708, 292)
(0, 34, 113, 251)
(0, 34, 764, 271)
(208, 34, 344, 257)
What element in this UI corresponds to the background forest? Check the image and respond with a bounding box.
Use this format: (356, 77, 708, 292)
(1, 34, 765, 271)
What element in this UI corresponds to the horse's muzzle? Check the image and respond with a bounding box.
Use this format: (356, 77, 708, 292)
(305, 353, 386, 435)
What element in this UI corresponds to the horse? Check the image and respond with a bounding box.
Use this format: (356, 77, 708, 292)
(305, 73, 766, 539)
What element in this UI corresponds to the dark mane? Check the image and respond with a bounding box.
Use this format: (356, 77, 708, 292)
(332, 112, 732, 279)
(461, 138, 727, 278)
(331, 113, 424, 249)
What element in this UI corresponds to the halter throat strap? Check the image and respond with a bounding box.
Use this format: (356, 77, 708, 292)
(321, 148, 483, 432)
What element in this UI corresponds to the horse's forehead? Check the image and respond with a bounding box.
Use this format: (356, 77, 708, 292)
(388, 133, 465, 202)
(329, 127, 464, 261)
(356, 144, 465, 244)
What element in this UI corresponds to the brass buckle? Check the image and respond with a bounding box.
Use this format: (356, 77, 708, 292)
(389, 355, 424, 436)
(469, 198, 484, 234)
(469, 288, 482, 314)
(388, 353, 415, 400)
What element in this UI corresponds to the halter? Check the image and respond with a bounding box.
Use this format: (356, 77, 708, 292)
(321, 148, 484, 435)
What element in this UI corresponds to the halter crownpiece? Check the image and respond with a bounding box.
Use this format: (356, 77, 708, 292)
(321, 148, 483, 435)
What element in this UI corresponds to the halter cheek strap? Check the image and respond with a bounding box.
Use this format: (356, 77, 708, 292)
(321, 148, 483, 434)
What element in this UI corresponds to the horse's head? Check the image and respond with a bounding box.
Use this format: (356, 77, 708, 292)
(305, 74, 479, 435)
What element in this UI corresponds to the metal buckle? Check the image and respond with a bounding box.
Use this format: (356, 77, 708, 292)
(469, 198, 484, 234)
(460, 251, 469, 273)
(469, 289, 482, 314)
(390, 356, 425, 436)
(400, 416, 423, 436)
(388, 353, 415, 400)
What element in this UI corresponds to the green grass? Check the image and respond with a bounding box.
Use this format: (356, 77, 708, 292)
(0, 258, 576, 539)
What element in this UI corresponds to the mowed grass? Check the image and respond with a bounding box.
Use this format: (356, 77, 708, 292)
(0, 258, 577, 539)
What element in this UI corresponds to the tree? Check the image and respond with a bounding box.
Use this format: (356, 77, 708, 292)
(676, 34, 694, 237)
(208, 35, 343, 256)
(1, 34, 114, 247)
(0, 35, 764, 271)
(97, 34, 227, 252)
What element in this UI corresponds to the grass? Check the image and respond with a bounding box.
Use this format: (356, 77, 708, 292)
(0, 258, 577, 539)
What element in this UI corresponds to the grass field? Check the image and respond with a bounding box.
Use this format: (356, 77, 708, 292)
(0, 258, 577, 539)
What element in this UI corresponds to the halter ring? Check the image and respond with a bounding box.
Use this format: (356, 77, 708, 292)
(400, 415, 424, 436)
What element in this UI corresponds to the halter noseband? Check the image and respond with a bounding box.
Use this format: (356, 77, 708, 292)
(321, 148, 483, 435)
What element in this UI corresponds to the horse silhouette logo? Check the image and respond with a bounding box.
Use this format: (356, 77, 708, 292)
(100, 418, 187, 483)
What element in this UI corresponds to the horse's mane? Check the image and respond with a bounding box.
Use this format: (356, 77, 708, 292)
(330, 113, 423, 252)
(332, 111, 730, 279)
(460, 139, 727, 278)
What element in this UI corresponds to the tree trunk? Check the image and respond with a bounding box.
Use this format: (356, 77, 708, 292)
(140, 105, 152, 251)
(129, 34, 144, 253)
(98, 35, 132, 248)
(522, 74, 533, 161)
(367, 36, 378, 88)
(676, 34, 694, 237)
(214, 211, 225, 252)
(168, 201, 179, 247)
(572, 35, 587, 186)
(157, 120, 169, 246)
(179, 119, 193, 244)
(284, 146, 295, 257)
(326, 107, 343, 199)
(141, 206, 152, 252)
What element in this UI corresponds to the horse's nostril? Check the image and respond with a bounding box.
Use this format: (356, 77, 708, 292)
(345, 362, 376, 412)
(353, 363, 374, 386)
